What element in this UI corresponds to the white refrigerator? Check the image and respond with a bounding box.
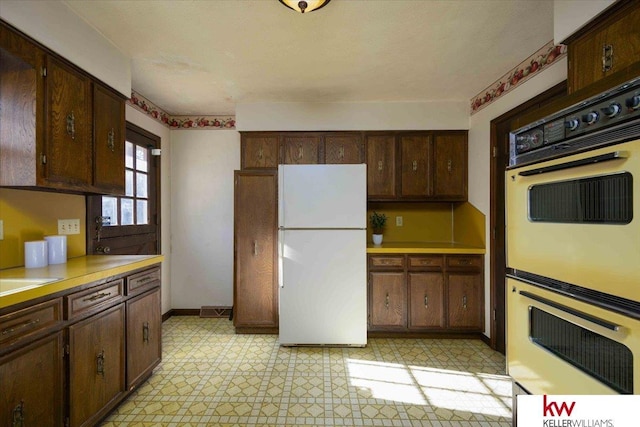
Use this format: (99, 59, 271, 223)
(278, 164, 367, 347)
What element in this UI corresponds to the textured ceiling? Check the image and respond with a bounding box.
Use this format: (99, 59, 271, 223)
(63, 0, 554, 116)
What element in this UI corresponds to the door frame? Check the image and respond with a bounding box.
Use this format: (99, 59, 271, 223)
(489, 81, 567, 353)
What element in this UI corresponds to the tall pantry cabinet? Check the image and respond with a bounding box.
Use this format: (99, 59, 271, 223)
(233, 170, 279, 333)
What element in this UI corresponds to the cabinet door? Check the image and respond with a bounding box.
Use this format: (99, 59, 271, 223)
(325, 134, 363, 164)
(447, 272, 483, 330)
(241, 133, 279, 169)
(433, 133, 467, 200)
(234, 170, 278, 330)
(400, 135, 432, 198)
(0, 332, 64, 427)
(44, 56, 92, 188)
(568, 3, 640, 93)
(283, 135, 321, 164)
(408, 272, 444, 329)
(126, 288, 161, 389)
(366, 135, 397, 199)
(93, 83, 125, 194)
(369, 271, 406, 329)
(69, 304, 125, 427)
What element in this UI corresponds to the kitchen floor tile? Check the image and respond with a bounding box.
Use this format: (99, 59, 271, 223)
(100, 317, 512, 426)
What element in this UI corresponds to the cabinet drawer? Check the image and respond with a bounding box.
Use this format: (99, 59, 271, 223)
(446, 255, 482, 269)
(369, 255, 405, 269)
(408, 255, 443, 269)
(0, 298, 63, 348)
(66, 280, 123, 320)
(127, 267, 160, 295)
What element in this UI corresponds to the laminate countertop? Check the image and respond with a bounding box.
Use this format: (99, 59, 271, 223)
(366, 242, 485, 254)
(0, 255, 164, 309)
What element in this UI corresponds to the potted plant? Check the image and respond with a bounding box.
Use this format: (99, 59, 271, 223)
(370, 211, 387, 245)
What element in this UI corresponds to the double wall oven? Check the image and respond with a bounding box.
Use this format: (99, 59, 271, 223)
(506, 77, 640, 398)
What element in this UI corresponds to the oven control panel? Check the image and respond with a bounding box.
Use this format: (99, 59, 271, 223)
(510, 76, 640, 167)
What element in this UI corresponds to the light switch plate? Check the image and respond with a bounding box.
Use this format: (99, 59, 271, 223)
(396, 216, 403, 227)
(58, 219, 80, 235)
(0, 220, 3, 240)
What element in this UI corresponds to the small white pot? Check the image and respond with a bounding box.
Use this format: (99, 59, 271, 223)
(372, 234, 383, 245)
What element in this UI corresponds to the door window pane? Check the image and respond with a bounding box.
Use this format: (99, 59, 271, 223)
(125, 141, 134, 168)
(136, 146, 148, 172)
(121, 198, 134, 225)
(136, 173, 148, 199)
(102, 197, 118, 226)
(125, 170, 134, 197)
(136, 200, 148, 225)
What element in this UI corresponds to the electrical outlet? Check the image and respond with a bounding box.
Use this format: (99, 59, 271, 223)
(396, 216, 403, 227)
(58, 219, 80, 235)
(0, 220, 3, 240)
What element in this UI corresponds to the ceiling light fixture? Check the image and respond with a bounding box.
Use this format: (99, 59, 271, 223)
(279, 0, 331, 14)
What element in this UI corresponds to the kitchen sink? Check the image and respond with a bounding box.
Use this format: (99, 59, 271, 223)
(0, 278, 61, 297)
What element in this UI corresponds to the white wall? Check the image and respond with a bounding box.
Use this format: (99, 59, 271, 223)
(0, 0, 131, 97)
(169, 130, 240, 309)
(554, 0, 614, 43)
(237, 101, 469, 131)
(126, 106, 172, 315)
(468, 58, 568, 335)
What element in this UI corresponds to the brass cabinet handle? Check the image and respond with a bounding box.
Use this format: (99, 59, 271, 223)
(412, 160, 418, 171)
(66, 111, 76, 140)
(96, 350, 105, 377)
(463, 295, 467, 310)
(298, 146, 304, 159)
(2, 318, 40, 335)
(253, 240, 258, 256)
(137, 276, 154, 284)
(95, 245, 111, 254)
(143, 322, 150, 343)
(458, 259, 470, 265)
(602, 44, 613, 72)
(424, 295, 428, 308)
(338, 146, 345, 159)
(83, 292, 112, 302)
(447, 159, 452, 173)
(258, 147, 264, 160)
(107, 128, 115, 152)
(385, 293, 390, 309)
(378, 160, 383, 171)
(12, 400, 24, 427)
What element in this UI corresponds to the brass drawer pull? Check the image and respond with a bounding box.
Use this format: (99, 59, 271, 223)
(143, 322, 150, 343)
(298, 146, 304, 159)
(602, 44, 613, 72)
(378, 160, 383, 171)
(424, 295, 428, 308)
(137, 276, 154, 284)
(1, 318, 40, 335)
(83, 292, 112, 302)
(458, 259, 471, 265)
(12, 400, 24, 427)
(258, 147, 264, 159)
(253, 240, 258, 256)
(338, 146, 345, 159)
(412, 160, 418, 171)
(107, 128, 115, 152)
(463, 295, 467, 309)
(66, 111, 76, 140)
(447, 159, 452, 173)
(96, 350, 105, 377)
(385, 293, 390, 309)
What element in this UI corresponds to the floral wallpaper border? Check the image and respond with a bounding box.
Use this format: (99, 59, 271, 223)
(470, 41, 567, 115)
(127, 91, 236, 129)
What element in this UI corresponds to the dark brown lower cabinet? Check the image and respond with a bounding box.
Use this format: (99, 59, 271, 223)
(69, 304, 126, 427)
(368, 253, 484, 333)
(126, 288, 161, 388)
(0, 332, 64, 427)
(233, 170, 278, 333)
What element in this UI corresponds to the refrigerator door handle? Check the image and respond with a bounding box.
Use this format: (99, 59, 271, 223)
(278, 229, 284, 288)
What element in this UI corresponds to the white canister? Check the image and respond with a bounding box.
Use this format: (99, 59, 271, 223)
(24, 240, 48, 268)
(44, 235, 67, 264)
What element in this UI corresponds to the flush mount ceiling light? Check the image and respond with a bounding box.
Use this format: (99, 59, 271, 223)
(279, 0, 331, 13)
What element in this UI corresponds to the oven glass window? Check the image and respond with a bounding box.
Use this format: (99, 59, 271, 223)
(529, 172, 633, 224)
(530, 307, 633, 394)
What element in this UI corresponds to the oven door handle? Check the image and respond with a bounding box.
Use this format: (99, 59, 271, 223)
(519, 290, 623, 332)
(518, 151, 628, 177)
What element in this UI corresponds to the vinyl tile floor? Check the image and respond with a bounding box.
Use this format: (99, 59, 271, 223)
(100, 317, 512, 426)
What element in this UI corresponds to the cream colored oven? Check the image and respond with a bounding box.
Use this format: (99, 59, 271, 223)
(506, 77, 640, 398)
